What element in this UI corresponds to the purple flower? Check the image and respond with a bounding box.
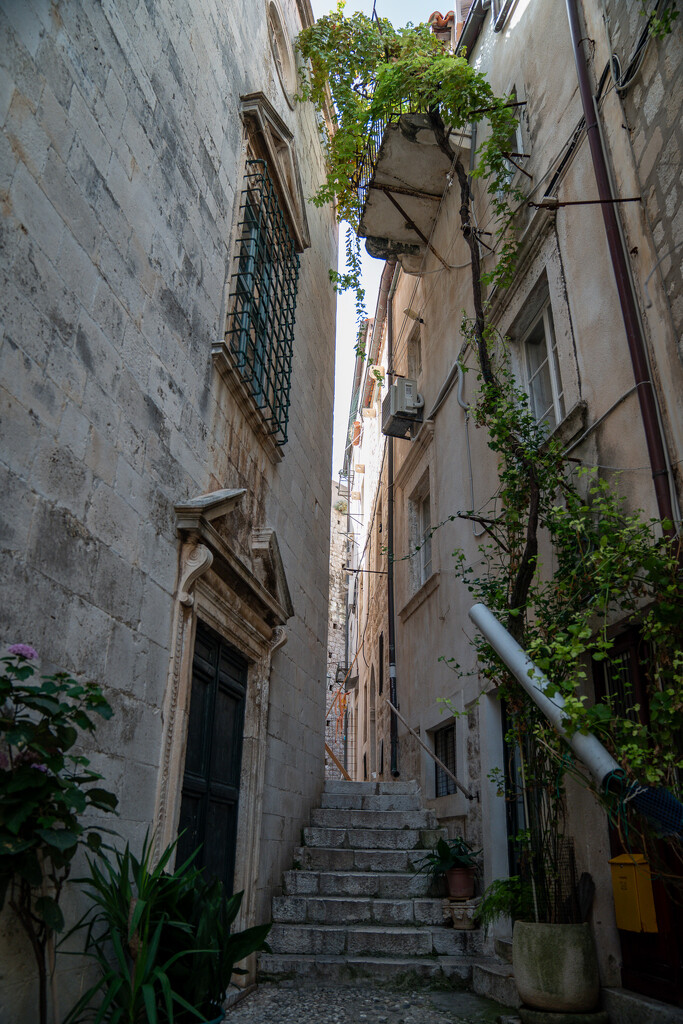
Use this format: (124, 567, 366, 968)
(7, 644, 38, 660)
(31, 763, 49, 773)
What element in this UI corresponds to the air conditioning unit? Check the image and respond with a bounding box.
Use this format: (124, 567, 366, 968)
(382, 378, 424, 439)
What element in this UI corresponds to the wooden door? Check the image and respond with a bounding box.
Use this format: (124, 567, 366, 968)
(177, 620, 247, 895)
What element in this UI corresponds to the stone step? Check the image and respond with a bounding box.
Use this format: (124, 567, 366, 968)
(494, 936, 513, 964)
(472, 960, 521, 1008)
(302, 826, 445, 850)
(295, 845, 429, 873)
(310, 807, 437, 830)
(283, 869, 433, 898)
(323, 780, 420, 796)
(272, 895, 444, 926)
(320, 791, 423, 812)
(258, 952, 479, 984)
(267, 922, 475, 958)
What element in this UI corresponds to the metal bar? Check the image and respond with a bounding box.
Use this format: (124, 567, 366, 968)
(343, 566, 389, 575)
(528, 197, 642, 209)
(385, 699, 474, 800)
(383, 191, 451, 270)
(369, 182, 443, 202)
(468, 99, 527, 117)
(502, 152, 533, 179)
(325, 742, 351, 781)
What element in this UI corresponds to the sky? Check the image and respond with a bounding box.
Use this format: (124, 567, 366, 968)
(308, 1, 438, 478)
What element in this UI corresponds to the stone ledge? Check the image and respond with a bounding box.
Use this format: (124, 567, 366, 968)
(602, 988, 683, 1024)
(398, 570, 440, 623)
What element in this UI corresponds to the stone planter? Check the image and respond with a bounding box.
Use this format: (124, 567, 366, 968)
(445, 866, 476, 899)
(512, 921, 600, 1013)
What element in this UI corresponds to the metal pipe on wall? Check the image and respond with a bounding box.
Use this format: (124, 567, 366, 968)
(565, 0, 675, 530)
(385, 260, 400, 777)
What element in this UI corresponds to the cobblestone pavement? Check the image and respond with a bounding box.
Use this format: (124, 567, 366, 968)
(226, 981, 510, 1024)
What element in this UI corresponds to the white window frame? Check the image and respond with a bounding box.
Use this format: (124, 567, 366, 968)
(409, 475, 433, 593)
(521, 299, 565, 433)
(407, 322, 422, 381)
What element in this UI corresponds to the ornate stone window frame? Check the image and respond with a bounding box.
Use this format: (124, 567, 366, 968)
(266, 0, 297, 108)
(212, 93, 311, 464)
(154, 489, 292, 953)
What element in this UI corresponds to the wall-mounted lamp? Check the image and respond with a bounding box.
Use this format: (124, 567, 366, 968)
(404, 308, 424, 324)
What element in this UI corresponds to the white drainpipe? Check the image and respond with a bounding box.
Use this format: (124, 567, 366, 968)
(468, 603, 619, 788)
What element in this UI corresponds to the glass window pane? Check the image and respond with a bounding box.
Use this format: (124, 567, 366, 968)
(529, 361, 554, 424)
(421, 494, 432, 581)
(434, 724, 456, 797)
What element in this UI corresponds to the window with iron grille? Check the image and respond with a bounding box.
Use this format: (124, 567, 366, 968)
(434, 722, 457, 797)
(225, 159, 300, 447)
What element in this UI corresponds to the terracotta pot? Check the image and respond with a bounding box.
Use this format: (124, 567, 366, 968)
(445, 866, 475, 899)
(512, 921, 600, 1013)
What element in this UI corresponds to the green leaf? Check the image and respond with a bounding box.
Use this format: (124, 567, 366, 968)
(86, 787, 118, 811)
(86, 831, 103, 851)
(142, 983, 159, 1024)
(35, 895, 65, 933)
(35, 828, 78, 851)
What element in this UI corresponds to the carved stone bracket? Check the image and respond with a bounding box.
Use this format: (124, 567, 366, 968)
(177, 543, 213, 607)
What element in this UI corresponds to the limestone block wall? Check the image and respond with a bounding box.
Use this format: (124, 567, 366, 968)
(601, 1, 683, 350)
(0, 0, 336, 1017)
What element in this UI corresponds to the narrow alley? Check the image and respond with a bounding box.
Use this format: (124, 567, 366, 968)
(1, 0, 682, 1022)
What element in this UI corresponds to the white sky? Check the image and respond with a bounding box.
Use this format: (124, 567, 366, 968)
(308, 1, 437, 478)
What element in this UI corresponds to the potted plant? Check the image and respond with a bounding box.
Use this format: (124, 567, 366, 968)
(416, 836, 481, 898)
(475, 854, 601, 1015)
(64, 834, 271, 1023)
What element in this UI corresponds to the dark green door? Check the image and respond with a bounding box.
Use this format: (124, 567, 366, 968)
(177, 620, 247, 894)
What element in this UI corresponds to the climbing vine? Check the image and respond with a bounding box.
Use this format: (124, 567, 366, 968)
(297, 6, 683, 851)
(297, 2, 524, 341)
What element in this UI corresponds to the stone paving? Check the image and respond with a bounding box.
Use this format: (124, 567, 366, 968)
(225, 981, 513, 1024)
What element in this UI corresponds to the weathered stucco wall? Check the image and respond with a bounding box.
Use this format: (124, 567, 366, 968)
(325, 480, 348, 777)
(346, 0, 681, 989)
(0, 0, 336, 1016)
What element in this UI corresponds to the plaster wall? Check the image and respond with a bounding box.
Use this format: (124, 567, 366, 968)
(348, 0, 680, 989)
(325, 479, 348, 777)
(0, 0, 336, 1016)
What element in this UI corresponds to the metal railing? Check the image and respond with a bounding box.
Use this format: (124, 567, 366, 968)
(352, 101, 428, 220)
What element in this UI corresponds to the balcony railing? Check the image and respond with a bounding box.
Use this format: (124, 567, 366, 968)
(352, 102, 427, 219)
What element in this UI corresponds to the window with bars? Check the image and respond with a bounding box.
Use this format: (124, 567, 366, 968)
(434, 722, 457, 797)
(226, 159, 300, 447)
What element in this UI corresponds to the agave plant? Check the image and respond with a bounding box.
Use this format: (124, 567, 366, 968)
(415, 836, 481, 880)
(64, 834, 270, 1024)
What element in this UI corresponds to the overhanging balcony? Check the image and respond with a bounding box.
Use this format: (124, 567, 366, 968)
(355, 112, 470, 274)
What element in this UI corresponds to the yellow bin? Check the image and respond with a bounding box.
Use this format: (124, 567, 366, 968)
(609, 853, 658, 933)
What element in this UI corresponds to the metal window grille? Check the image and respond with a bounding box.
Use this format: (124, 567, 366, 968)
(226, 159, 300, 446)
(434, 723, 457, 797)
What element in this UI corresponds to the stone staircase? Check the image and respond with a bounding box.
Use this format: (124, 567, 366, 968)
(259, 779, 508, 988)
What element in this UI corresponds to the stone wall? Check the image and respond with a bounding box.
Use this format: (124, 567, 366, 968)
(0, 0, 336, 1017)
(601, 1, 683, 355)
